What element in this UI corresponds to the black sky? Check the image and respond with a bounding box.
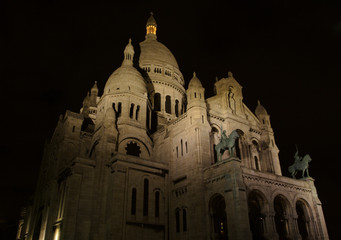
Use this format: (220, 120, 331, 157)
(2, 0, 341, 239)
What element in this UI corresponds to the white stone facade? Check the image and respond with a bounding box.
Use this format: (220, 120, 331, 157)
(18, 14, 329, 240)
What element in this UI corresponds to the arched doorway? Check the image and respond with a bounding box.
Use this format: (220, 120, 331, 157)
(210, 194, 228, 240)
(274, 195, 290, 240)
(248, 191, 266, 240)
(211, 127, 219, 164)
(296, 201, 310, 240)
(235, 129, 245, 160)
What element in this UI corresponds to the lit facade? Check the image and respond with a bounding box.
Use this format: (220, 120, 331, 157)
(17, 14, 329, 240)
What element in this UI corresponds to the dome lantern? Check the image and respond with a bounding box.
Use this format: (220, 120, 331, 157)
(122, 38, 134, 66)
(146, 12, 157, 40)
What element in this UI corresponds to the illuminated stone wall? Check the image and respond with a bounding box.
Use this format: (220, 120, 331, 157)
(18, 14, 329, 240)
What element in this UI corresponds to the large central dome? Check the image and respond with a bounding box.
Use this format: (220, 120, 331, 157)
(139, 39, 179, 69)
(138, 13, 184, 88)
(139, 12, 179, 68)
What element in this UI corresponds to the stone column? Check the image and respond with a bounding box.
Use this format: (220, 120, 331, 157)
(263, 210, 279, 240)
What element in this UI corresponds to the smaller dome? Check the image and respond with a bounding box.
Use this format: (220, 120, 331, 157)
(104, 65, 147, 95)
(104, 39, 147, 95)
(188, 72, 203, 88)
(255, 100, 268, 116)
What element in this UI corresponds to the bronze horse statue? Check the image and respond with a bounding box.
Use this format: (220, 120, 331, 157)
(288, 154, 312, 179)
(215, 129, 240, 162)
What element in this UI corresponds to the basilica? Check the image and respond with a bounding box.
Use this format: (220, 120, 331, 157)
(17, 14, 329, 240)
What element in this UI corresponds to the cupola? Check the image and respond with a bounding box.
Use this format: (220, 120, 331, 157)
(146, 12, 157, 39)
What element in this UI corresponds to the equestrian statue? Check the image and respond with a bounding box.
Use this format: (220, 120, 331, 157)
(288, 146, 312, 179)
(215, 129, 240, 162)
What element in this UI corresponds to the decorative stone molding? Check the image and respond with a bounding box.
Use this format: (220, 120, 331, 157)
(243, 173, 312, 193)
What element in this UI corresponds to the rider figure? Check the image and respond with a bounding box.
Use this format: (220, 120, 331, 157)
(294, 149, 302, 164)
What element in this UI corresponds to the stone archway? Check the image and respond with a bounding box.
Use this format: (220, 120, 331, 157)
(248, 191, 267, 240)
(274, 195, 290, 240)
(209, 194, 228, 240)
(296, 200, 310, 240)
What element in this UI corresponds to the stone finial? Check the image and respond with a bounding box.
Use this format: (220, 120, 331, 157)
(193, 72, 196, 77)
(215, 76, 218, 82)
(228, 71, 233, 78)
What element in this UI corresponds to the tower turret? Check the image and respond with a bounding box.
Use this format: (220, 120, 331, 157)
(186, 72, 206, 110)
(255, 100, 271, 128)
(99, 39, 152, 159)
(255, 100, 281, 175)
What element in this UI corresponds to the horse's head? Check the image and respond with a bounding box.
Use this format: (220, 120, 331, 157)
(304, 154, 312, 162)
(230, 130, 240, 139)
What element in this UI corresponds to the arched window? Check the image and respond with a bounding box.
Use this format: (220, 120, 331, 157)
(175, 100, 179, 117)
(146, 107, 150, 129)
(154, 93, 161, 111)
(155, 191, 160, 218)
(130, 104, 134, 118)
(181, 139, 183, 156)
(252, 140, 261, 170)
(143, 179, 149, 216)
(296, 201, 309, 240)
(213, 144, 218, 163)
(166, 95, 171, 114)
(175, 209, 180, 232)
(183, 209, 187, 232)
(131, 188, 136, 215)
(185, 141, 188, 153)
(117, 102, 122, 117)
(202, 115, 204, 123)
(248, 191, 266, 239)
(274, 196, 289, 239)
(194, 92, 197, 98)
(255, 156, 260, 170)
(135, 105, 140, 120)
(210, 194, 228, 239)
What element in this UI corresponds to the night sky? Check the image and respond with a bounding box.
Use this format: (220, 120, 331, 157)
(2, 0, 340, 239)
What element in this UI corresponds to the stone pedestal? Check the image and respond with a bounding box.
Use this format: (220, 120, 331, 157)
(223, 157, 252, 240)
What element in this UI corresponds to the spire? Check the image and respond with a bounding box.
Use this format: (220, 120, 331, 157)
(146, 12, 157, 40)
(122, 38, 134, 66)
(90, 81, 98, 106)
(91, 81, 98, 94)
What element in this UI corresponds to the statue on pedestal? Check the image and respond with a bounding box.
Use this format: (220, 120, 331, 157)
(288, 146, 312, 179)
(215, 129, 240, 162)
